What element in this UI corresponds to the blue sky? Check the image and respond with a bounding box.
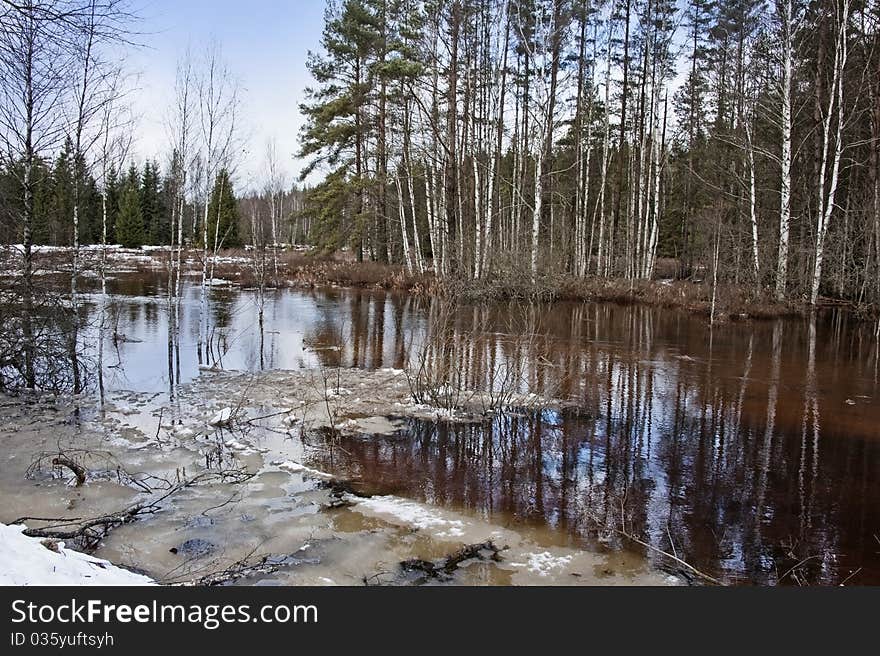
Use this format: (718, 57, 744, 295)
(128, 0, 328, 187)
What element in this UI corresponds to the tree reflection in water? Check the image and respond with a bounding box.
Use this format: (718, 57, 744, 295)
(9, 274, 878, 585)
(307, 304, 880, 586)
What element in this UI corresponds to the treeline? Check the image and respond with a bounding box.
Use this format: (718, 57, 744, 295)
(0, 140, 316, 250)
(0, 140, 169, 247)
(300, 0, 880, 305)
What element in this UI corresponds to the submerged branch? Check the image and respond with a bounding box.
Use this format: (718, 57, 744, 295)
(14, 469, 255, 551)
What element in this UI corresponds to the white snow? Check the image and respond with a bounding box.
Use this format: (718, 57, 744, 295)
(0, 523, 155, 586)
(510, 551, 573, 577)
(211, 256, 251, 265)
(209, 407, 234, 426)
(355, 495, 466, 537)
(224, 438, 257, 454)
(273, 460, 333, 479)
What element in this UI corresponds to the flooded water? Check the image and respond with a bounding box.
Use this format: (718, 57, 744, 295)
(3, 268, 879, 585)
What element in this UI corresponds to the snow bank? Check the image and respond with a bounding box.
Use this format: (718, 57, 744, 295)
(0, 523, 155, 586)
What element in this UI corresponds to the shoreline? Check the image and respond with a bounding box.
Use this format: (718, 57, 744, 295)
(2, 244, 876, 322)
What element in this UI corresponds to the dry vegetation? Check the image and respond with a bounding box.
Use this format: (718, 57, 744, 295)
(209, 248, 822, 322)
(7, 246, 866, 322)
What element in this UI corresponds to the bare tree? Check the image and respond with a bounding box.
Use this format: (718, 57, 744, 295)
(810, 0, 852, 305)
(0, 1, 75, 388)
(194, 41, 239, 362)
(95, 68, 132, 402)
(263, 137, 286, 280)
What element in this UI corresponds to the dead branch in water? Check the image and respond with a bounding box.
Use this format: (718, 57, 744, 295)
(162, 543, 308, 586)
(13, 469, 255, 551)
(244, 408, 295, 424)
(51, 456, 86, 486)
(27, 448, 161, 494)
(586, 504, 724, 586)
(618, 529, 724, 586)
(400, 540, 505, 581)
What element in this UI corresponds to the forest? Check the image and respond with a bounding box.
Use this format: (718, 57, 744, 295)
(2, 1, 879, 309)
(299, 0, 880, 308)
(1, 0, 880, 591)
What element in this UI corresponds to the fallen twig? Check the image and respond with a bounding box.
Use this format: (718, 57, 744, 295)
(587, 506, 724, 586)
(14, 469, 254, 551)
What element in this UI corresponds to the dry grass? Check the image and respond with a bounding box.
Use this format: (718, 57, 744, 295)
(200, 249, 829, 321)
(213, 249, 440, 294)
(552, 277, 805, 321)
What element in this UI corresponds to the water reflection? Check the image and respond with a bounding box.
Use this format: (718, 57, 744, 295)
(310, 401, 878, 585)
(62, 275, 880, 584)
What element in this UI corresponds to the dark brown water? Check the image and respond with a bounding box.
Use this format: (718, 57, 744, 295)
(31, 273, 880, 584)
(298, 303, 880, 585)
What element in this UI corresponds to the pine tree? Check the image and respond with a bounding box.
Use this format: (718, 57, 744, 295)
(116, 169, 144, 248)
(206, 169, 240, 249)
(299, 0, 382, 258)
(301, 169, 350, 253)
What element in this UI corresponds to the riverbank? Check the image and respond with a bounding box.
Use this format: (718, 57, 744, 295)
(192, 249, 850, 322)
(2, 244, 874, 323)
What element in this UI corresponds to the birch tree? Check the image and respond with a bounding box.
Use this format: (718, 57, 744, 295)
(195, 42, 239, 362)
(809, 0, 851, 305)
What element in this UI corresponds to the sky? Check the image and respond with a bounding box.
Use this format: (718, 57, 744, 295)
(126, 0, 328, 190)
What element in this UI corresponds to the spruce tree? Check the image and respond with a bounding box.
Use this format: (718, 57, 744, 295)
(103, 166, 121, 244)
(141, 160, 168, 245)
(49, 139, 74, 246)
(30, 158, 54, 246)
(206, 169, 240, 249)
(116, 175, 144, 248)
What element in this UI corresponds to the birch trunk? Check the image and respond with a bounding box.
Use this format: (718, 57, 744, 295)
(775, 0, 794, 300)
(810, 0, 850, 305)
(396, 176, 413, 273)
(531, 154, 543, 278)
(746, 119, 760, 282)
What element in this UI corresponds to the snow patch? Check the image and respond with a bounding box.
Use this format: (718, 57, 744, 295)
(224, 438, 258, 455)
(0, 523, 154, 586)
(272, 460, 333, 479)
(209, 407, 234, 426)
(355, 496, 466, 537)
(510, 551, 573, 577)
